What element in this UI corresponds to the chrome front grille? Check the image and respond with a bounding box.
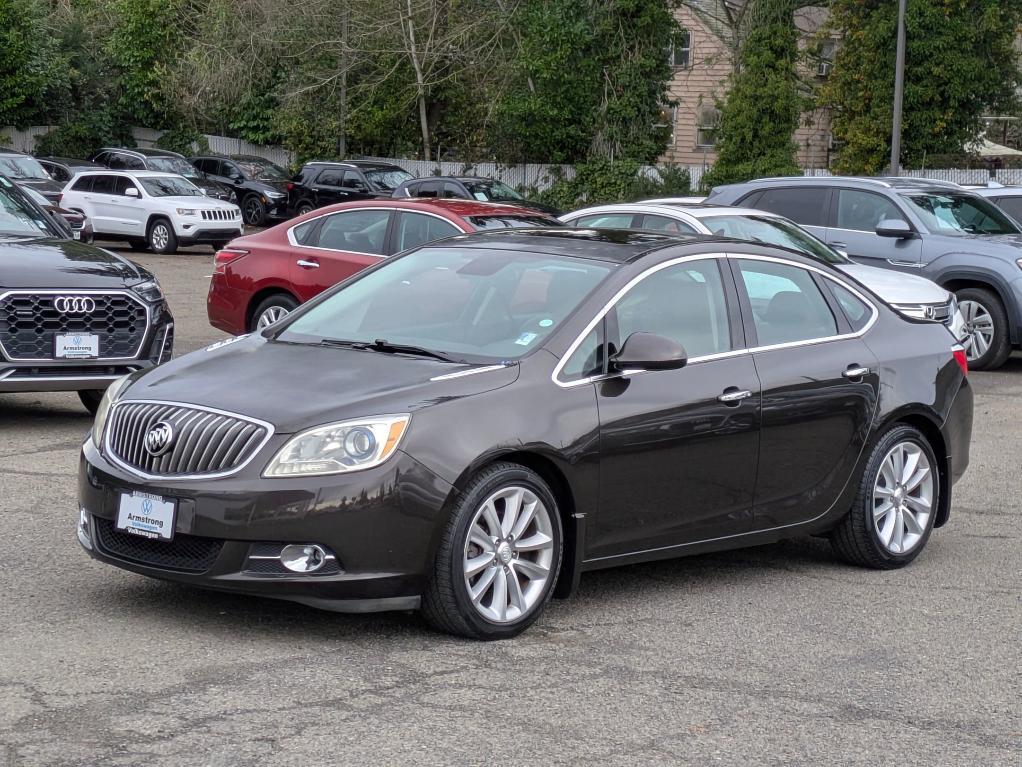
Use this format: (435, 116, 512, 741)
(200, 209, 237, 221)
(106, 401, 271, 477)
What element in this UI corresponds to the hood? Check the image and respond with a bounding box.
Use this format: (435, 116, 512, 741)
(17, 177, 63, 201)
(163, 195, 238, 210)
(925, 231, 1022, 253)
(836, 263, 949, 305)
(254, 180, 290, 194)
(188, 176, 229, 195)
(122, 334, 521, 433)
(0, 237, 146, 288)
(515, 199, 561, 216)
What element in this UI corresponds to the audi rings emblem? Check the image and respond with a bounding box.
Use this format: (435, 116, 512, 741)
(54, 296, 96, 314)
(143, 421, 176, 457)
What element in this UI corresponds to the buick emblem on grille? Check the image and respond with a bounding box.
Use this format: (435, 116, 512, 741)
(143, 421, 175, 457)
(54, 296, 96, 314)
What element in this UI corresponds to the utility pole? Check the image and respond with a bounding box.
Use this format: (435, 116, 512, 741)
(890, 0, 907, 175)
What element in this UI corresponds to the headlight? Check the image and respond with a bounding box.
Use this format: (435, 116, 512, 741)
(228, 191, 237, 203)
(263, 415, 410, 477)
(1016, 257, 1022, 271)
(176, 208, 198, 216)
(265, 191, 286, 199)
(130, 278, 163, 302)
(891, 303, 929, 320)
(91, 374, 132, 449)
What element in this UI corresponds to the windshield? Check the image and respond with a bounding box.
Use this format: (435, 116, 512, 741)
(0, 177, 56, 236)
(365, 168, 414, 191)
(0, 155, 50, 180)
(236, 159, 288, 182)
(469, 215, 561, 230)
(464, 180, 523, 201)
(700, 214, 848, 264)
(278, 246, 612, 362)
(902, 192, 1020, 236)
(139, 176, 203, 197)
(147, 156, 200, 177)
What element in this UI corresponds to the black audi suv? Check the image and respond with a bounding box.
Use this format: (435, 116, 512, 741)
(0, 175, 174, 413)
(78, 229, 972, 639)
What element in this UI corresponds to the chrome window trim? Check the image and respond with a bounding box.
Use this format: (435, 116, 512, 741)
(102, 399, 276, 481)
(551, 252, 879, 389)
(0, 289, 152, 363)
(285, 206, 468, 256)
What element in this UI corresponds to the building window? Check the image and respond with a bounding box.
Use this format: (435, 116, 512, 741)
(696, 107, 719, 148)
(668, 30, 691, 68)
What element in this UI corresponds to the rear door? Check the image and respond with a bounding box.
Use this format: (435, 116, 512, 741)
(287, 208, 393, 300)
(731, 255, 879, 530)
(89, 175, 123, 234)
(310, 168, 347, 206)
(740, 186, 831, 241)
(827, 187, 922, 268)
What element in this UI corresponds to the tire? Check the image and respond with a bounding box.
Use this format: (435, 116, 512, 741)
(211, 241, 230, 252)
(955, 287, 1010, 371)
(147, 218, 177, 255)
(242, 195, 266, 227)
(422, 462, 563, 640)
(295, 200, 315, 216)
(78, 390, 103, 415)
(249, 293, 299, 332)
(831, 425, 939, 570)
(128, 240, 147, 251)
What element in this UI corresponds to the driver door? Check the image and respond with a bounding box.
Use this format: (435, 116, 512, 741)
(589, 257, 761, 559)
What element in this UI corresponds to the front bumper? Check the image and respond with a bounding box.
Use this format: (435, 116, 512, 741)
(0, 303, 173, 394)
(175, 224, 244, 246)
(77, 439, 453, 612)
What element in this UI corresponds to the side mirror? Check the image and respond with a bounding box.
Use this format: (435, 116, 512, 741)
(124, 187, 140, 198)
(610, 332, 688, 372)
(875, 219, 915, 239)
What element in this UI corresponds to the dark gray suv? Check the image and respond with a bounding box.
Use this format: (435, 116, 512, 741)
(708, 176, 1022, 369)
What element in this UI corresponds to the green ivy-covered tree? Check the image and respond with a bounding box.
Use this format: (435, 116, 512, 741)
(701, 0, 801, 188)
(822, 0, 1022, 174)
(0, 0, 57, 127)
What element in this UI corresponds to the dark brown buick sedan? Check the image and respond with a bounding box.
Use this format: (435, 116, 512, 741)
(78, 229, 972, 639)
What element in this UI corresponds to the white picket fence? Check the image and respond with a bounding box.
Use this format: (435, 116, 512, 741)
(4, 123, 1020, 190)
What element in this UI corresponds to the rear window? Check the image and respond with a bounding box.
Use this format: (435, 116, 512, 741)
(469, 215, 561, 230)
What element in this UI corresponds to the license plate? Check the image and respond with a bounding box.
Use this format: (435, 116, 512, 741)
(55, 333, 99, 359)
(72, 230, 81, 240)
(116, 492, 177, 541)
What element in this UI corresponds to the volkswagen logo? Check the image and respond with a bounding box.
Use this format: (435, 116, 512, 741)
(143, 421, 175, 457)
(54, 296, 96, 314)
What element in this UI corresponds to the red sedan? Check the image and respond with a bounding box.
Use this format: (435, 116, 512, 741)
(207, 198, 560, 334)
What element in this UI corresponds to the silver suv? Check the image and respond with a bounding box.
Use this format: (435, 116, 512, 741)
(707, 176, 1022, 369)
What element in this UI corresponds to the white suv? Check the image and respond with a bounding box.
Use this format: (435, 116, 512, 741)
(60, 170, 243, 254)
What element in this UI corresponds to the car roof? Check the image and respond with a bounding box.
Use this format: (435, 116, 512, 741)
(969, 185, 1022, 197)
(442, 228, 698, 263)
(73, 170, 187, 178)
(564, 202, 767, 219)
(96, 147, 184, 158)
(717, 175, 966, 195)
(303, 160, 405, 170)
(0, 147, 29, 156)
(38, 157, 103, 167)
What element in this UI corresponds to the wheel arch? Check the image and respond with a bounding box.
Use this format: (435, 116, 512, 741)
(936, 268, 1020, 343)
(246, 286, 299, 330)
(875, 408, 951, 528)
(144, 212, 173, 235)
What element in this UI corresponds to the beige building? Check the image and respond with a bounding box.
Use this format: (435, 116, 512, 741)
(659, 2, 834, 170)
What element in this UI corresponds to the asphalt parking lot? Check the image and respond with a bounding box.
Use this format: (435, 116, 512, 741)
(1, 248, 1019, 766)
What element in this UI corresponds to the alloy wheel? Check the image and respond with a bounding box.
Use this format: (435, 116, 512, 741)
(959, 299, 995, 362)
(462, 485, 554, 624)
(256, 305, 290, 328)
(151, 224, 170, 251)
(243, 198, 264, 226)
(872, 441, 934, 555)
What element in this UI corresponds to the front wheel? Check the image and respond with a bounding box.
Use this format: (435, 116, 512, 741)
(422, 463, 563, 640)
(831, 425, 939, 569)
(242, 196, 266, 227)
(147, 219, 177, 254)
(956, 287, 1010, 370)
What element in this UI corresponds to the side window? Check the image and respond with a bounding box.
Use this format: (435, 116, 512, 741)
(106, 153, 126, 170)
(753, 187, 829, 227)
(992, 196, 1022, 222)
(835, 189, 904, 232)
(827, 280, 872, 331)
(114, 177, 138, 196)
(123, 155, 146, 170)
(639, 214, 697, 233)
(92, 175, 117, 194)
(46, 164, 70, 183)
(316, 210, 390, 254)
(417, 180, 441, 198)
(394, 212, 460, 251)
(71, 175, 94, 192)
(573, 213, 635, 228)
(613, 259, 732, 358)
(92, 152, 109, 167)
(341, 171, 368, 190)
(292, 219, 319, 246)
(560, 327, 605, 382)
(316, 169, 344, 186)
(737, 259, 837, 346)
(194, 159, 213, 174)
(221, 162, 241, 179)
(442, 182, 466, 199)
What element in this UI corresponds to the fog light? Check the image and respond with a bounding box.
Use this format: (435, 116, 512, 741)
(77, 507, 93, 551)
(280, 544, 327, 573)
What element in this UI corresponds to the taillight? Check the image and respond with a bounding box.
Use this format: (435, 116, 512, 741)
(286, 182, 294, 192)
(952, 345, 968, 377)
(213, 247, 249, 275)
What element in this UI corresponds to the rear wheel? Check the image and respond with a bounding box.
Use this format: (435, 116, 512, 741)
(831, 425, 938, 569)
(249, 293, 299, 332)
(422, 463, 562, 640)
(78, 390, 103, 415)
(147, 218, 177, 254)
(295, 200, 315, 216)
(956, 287, 1010, 370)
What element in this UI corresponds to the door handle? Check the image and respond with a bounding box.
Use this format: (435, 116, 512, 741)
(717, 388, 752, 404)
(296, 259, 319, 269)
(842, 366, 870, 379)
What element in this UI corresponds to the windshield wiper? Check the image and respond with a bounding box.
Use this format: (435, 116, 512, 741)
(317, 337, 460, 362)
